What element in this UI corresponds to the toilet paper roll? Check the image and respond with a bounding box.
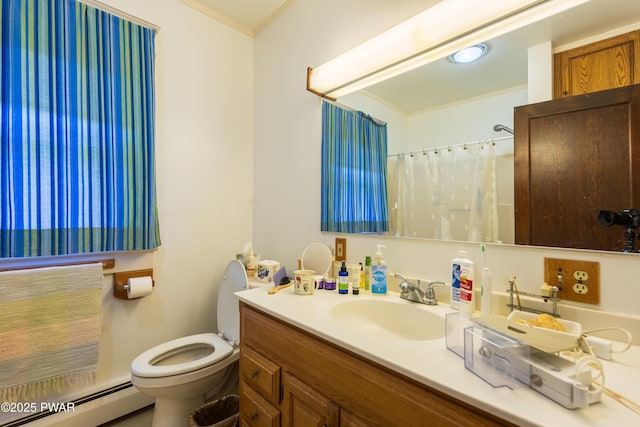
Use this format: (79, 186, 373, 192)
(127, 276, 153, 298)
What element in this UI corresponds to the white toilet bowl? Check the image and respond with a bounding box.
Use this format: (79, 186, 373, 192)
(130, 260, 248, 427)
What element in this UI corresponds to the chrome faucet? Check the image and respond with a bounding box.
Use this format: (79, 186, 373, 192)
(395, 274, 445, 305)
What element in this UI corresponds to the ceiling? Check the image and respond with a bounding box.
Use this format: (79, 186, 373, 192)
(182, 0, 292, 36)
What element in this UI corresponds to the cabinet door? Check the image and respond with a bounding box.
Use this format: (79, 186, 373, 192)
(514, 84, 640, 251)
(281, 372, 339, 427)
(554, 30, 640, 98)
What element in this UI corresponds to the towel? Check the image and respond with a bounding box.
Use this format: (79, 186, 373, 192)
(0, 263, 103, 401)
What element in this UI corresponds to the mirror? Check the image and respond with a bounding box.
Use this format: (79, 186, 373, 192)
(335, 0, 640, 250)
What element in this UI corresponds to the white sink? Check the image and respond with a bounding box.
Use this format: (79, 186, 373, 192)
(330, 297, 445, 340)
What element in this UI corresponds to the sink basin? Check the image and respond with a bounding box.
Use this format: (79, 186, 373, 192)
(330, 298, 445, 340)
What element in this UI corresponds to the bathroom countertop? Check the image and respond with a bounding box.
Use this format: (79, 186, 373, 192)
(236, 286, 640, 427)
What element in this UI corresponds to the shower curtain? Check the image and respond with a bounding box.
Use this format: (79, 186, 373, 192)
(388, 142, 498, 242)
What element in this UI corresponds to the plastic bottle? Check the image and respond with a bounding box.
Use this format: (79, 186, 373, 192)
(371, 245, 387, 295)
(451, 250, 474, 313)
(480, 244, 492, 317)
(354, 263, 363, 295)
(246, 244, 256, 278)
(364, 256, 371, 291)
(338, 261, 349, 294)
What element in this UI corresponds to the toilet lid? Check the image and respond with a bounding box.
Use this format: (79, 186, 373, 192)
(217, 260, 248, 345)
(131, 333, 232, 377)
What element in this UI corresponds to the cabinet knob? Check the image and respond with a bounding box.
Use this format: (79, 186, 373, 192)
(251, 411, 259, 420)
(562, 90, 568, 95)
(250, 370, 258, 379)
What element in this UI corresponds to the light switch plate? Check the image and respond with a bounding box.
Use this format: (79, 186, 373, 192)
(335, 238, 347, 261)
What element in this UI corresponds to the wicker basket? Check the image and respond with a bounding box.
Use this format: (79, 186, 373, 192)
(188, 395, 239, 427)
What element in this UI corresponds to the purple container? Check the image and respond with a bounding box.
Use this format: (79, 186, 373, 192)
(324, 276, 336, 291)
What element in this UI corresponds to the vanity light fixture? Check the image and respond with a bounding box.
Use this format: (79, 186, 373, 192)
(307, 0, 589, 99)
(448, 43, 489, 64)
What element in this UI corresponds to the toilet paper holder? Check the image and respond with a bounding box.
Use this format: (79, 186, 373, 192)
(114, 269, 154, 299)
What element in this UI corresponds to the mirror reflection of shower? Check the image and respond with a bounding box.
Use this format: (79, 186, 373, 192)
(493, 124, 514, 134)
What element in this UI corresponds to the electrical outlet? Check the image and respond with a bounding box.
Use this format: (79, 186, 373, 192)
(572, 282, 588, 294)
(573, 270, 589, 281)
(544, 258, 600, 305)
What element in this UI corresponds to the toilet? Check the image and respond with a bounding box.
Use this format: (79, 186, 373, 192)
(131, 260, 248, 427)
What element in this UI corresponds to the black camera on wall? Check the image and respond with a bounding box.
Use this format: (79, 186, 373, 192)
(597, 209, 640, 228)
(598, 209, 640, 252)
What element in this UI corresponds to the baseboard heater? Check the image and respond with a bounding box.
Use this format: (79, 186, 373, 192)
(1, 382, 133, 427)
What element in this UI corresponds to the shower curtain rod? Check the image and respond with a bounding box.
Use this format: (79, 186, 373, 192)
(388, 135, 513, 158)
(321, 98, 388, 125)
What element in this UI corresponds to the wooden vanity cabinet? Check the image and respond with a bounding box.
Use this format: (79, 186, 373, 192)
(554, 29, 640, 98)
(239, 302, 515, 427)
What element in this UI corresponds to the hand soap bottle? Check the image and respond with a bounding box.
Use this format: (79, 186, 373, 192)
(371, 245, 387, 295)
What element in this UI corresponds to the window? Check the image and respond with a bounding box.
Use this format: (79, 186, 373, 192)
(321, 101, 388, 233)
(0, 0, 160, 257)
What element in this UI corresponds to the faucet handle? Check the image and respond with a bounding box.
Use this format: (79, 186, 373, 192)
(425, 281, 445, 301)
(427, 280, 445, 290)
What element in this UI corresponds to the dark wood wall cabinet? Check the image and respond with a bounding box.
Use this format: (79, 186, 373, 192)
(239, 302, 515, 427)
(514, 83, 640, 252)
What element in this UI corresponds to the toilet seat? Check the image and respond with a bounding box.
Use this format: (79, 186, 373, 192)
(131, 333, 232, 378)
(130, 260, 248, 380)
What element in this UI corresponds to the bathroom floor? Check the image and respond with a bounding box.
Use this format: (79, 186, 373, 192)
(98, 405, 153, 427)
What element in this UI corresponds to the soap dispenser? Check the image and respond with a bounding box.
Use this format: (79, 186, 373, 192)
(371, 245, 387, 295)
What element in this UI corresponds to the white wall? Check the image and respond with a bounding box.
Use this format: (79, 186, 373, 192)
(407, 88, 526, 148)
(253, 0, 640, 332)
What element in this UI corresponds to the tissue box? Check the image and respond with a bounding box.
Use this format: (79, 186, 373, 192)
(257, 260, 280, 283)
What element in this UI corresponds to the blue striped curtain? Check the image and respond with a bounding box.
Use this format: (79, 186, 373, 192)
(321, 101, 388, 233)
(0, 0, 160, 257)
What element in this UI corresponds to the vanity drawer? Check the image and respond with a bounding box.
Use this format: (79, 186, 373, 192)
(240, 380, 280, 427)
(241, 345, 281, 404)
